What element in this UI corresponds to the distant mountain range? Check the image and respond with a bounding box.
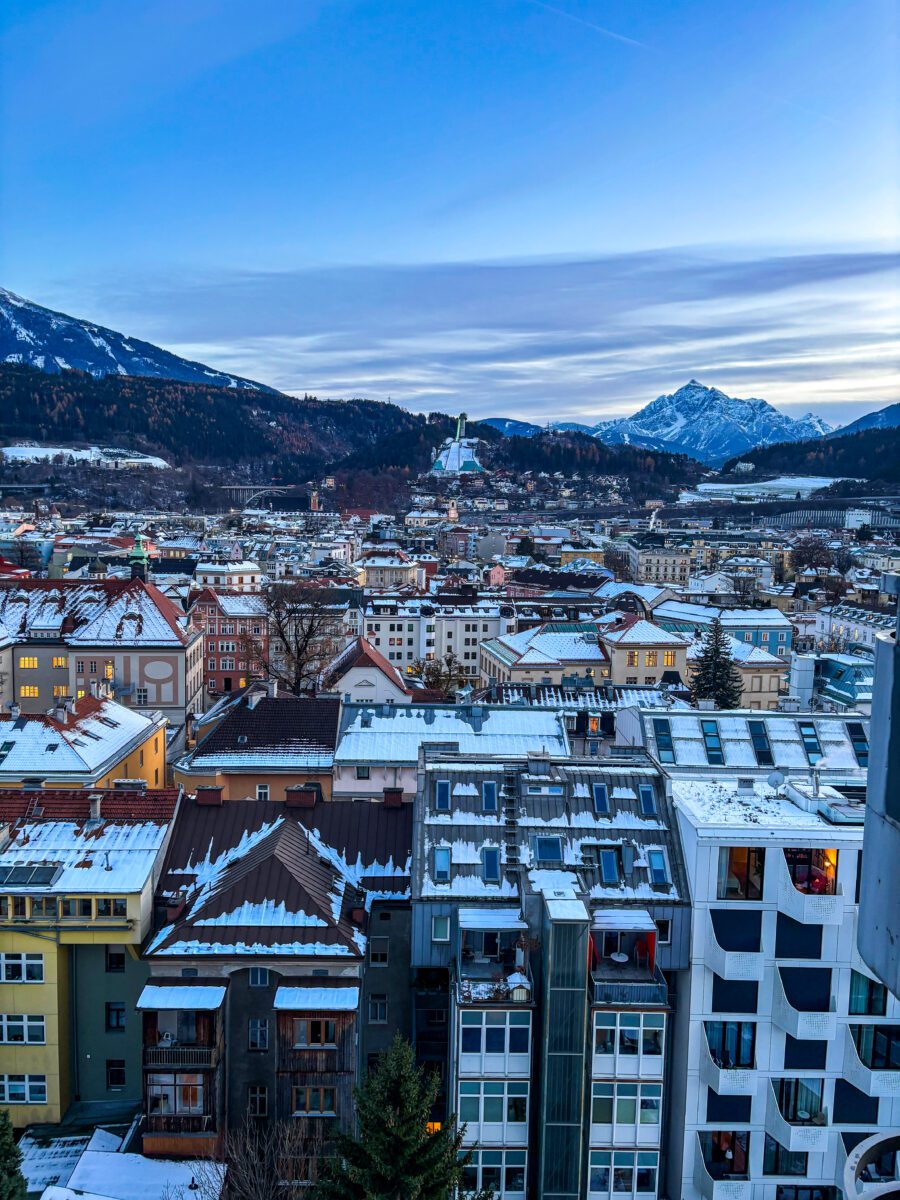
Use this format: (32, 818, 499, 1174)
(0, 287, 275, 392)
(486, 381, 835, 465)
(5, 286, 897, 479)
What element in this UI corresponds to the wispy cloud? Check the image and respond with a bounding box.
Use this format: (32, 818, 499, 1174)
(524, 0, 649, 49)
(50, 246, 900, 427)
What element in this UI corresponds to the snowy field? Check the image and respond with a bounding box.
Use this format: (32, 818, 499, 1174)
(679, 475, 855, 503)
(2, 444, 170, 468)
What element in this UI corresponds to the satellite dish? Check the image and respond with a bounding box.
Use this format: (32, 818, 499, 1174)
(767, 770, 786, 790)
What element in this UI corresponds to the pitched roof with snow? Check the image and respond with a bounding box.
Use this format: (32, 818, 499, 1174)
(482, 622, 610, 669)
(0, 696, 164, 781)
(178, 695, 340, 772)
(147, 797, 411, 958)
(319, 636, 410, 695)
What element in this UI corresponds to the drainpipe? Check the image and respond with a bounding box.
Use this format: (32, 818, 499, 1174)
(70, 945, 80, 1101)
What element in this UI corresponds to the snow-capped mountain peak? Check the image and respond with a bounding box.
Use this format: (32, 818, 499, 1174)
(586, 380, 832, 464)
(0, 287, 274, 392)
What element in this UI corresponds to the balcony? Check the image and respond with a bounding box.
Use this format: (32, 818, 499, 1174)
(765, 1081, 829, 1154)
(144, 1112, 216, 1134)
(772, 970, 836, 1040)
(705, 911, 764, 981)
(842, 1132, 900, 1200)
(143, 1044, 219, 1068)
(693, 1149, 751, 1200)
(843, 1026, 900, 1098)
(592, 961, 668, 1008)
(699, 1043, 756, 1097)
(776, 850, 843, 926)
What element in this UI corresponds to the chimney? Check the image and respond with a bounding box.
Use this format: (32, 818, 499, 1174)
(383, 787, 403, 808)
(9, 703, 20, 721)
(266, 680, 279, 699)
(286, 783, 319, 809)
(89, 680, 99, 699)
(89, 793, 102, 822)
(54, 703, 68, 724)
(196, 785, 224, 807)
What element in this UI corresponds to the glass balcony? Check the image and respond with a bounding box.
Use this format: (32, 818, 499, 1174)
(777, 849, 843, 925)
(700, 1024, 757, 1096)
(695, 1133, 752, 1200)
(843, 1025, 900, 1098)
(765, 1079, 829, 1154)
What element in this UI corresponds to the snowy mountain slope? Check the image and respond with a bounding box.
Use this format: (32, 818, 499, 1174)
(481, 417, 543, 437)
(827, 401, 900, 438)
(0, 287, 276, 392)
(590, 380, 832, 465)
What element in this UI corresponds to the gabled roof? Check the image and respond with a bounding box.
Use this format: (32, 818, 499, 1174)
(179, 695, 340, 772)
(599, 617, 688, 647)
(319, 636, 410, 695)
(147, 797, 411, 958)
(0, 696, 164, 780)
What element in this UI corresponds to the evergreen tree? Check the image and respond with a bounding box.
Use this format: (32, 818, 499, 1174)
(0, 1109, 26, 1200)
(690, 617, 744, 710)
(315, 1035, 482, 1200)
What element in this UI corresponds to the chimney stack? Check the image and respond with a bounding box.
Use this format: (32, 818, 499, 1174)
(89, 793, 102, 822)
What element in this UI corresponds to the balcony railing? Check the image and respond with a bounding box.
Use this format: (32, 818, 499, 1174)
(843, 1027, 900, 1098)
(145, 1112, 216, 1134)
(776, 852, 843, 926)
(592, 962, 668, 1008)
(771, 971, 836, 1040)
(699, 1042, 756, 1097)
(704, 911, 764, 981)
(143, 1045, 218, 1068)
(765, 1081, 830, 1154)
(456, 962, 533, 1006)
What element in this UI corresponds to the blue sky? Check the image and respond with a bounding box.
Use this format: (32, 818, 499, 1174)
(1, 0, 898, 425)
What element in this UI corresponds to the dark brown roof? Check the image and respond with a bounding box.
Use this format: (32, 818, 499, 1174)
(0, 788, 180, 824)
(148, 797, 411, 961)
(187, 695, 340, 763)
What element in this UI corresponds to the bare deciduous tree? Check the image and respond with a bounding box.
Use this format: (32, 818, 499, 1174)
(161, 1117, 327, 1200)
(253, 582, 351, 694)
(603, 547, 634, 582)
(411, 650, 468, 694)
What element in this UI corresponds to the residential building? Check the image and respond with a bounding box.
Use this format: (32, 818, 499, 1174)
(411, 748, 690, 1199)
(333, 703, 570, 802)
(813, 604, 895, 653)
(0, 579, 204, 726)
(189, 588, 269, 699)
(0, 787, 180, 1126)
(597, 617, 688, 688)
(654, 601, 794, 658)
(139, 794, 411, 1167)
(364, 598, 516, 679)
(193, 560, 264, 593)
(318, 636, 414, 704)
(173, 693, 340, 802)
(358, 552, 421, 591)
(670, 775, 899, 1200)
(0, 694, 167, 790)
(788, 653, 874, 715)
(480, 622, 611, 687)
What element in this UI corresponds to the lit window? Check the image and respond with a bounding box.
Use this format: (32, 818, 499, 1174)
(645, 651, 658, 668)
(626, 651, 638, 667)
(52, 656, 67, 669)
(18, 656, 37, 669)
(19, 685, 39, 698)
(663, 650, 676, 667)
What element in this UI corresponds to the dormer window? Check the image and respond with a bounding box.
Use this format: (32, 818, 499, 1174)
(639, 786, 656, 816)
(647, 850, 668, 886)
(435, 780, 451, 811)
(599, 849, 621, 885)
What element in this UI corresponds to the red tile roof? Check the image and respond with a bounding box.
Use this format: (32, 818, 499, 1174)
(0, 788, 181, 823)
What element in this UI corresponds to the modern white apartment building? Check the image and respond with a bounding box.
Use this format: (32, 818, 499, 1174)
(670, 775, 900, 1200)
(364, 597, 517, 678)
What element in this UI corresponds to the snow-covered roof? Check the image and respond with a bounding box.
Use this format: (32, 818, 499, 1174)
(655, 599, 793, 630)
(0, 696, 162, 781)
(336, 704, 570, 764)
(599, 619, 687, 647)
(273, 985, 359, 1010)
(458, 907, 527, 930)
(483, 623, 609, 669)
(136, 983, 227, 1010)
